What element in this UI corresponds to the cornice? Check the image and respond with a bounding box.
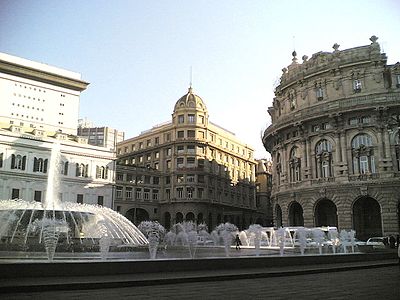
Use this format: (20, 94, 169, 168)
(0, 60, 89, 91)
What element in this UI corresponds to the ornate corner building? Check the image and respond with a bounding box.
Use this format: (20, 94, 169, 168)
(262, 36, 400, 240)
(115, 87, 267, 230)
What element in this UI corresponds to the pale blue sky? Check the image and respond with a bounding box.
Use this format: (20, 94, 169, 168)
(1, 0, 399, 158)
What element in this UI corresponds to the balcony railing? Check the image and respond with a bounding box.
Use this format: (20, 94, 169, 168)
(348, 173, 380, 181)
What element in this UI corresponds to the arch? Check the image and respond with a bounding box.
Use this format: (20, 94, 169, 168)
(275, 204, 282, 227)
(176, 212, 183, 223)
(314, 198, 337, 227)
(164, 212, 171, 230)
(186, 212, 195, 221)
(217, 214, 222, 225)
(288, 202, 304, 226)
(352, 197, 382, 240)
(197, 212, 204, 224)
(125, 208, 150, 225)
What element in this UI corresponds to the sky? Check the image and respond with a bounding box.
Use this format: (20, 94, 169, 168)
(1, 0, 399, 159)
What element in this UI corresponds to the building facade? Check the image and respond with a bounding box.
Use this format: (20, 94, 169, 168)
(262, 36, 400, 240)
(116, 87, 262, 230)
(77, 120, 125, 150)
(0, 52, 115, 207)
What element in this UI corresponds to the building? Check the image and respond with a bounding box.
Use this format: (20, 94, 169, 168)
(255, 159, 273, 226)
(0, 52, 115, 207)
(115, 87, 262, 230)
(77, 119, 125, 150)
(262, 36, 400, 240)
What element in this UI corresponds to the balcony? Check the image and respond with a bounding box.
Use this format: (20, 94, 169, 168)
(348, 173, 379, 181)
(311, 177, 335, 185)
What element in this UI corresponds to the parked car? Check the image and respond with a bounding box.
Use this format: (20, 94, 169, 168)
(366, 237, 385, 248)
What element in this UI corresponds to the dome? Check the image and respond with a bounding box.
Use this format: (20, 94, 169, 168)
(173, 86, 208, 114)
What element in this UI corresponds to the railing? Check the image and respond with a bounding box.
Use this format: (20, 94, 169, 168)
(348, 173, 380, 181)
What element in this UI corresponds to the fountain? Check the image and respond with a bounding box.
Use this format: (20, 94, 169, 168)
(0, 142, 148, 261)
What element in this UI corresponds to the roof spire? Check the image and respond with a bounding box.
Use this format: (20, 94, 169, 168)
(188, 66, 193, 93)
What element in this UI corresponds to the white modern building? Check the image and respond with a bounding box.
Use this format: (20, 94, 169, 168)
(0, 52, 115, 208)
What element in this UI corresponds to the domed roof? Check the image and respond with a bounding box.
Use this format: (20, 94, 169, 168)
(173, 86, 208, 113)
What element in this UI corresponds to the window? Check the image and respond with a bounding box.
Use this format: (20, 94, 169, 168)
(177, 157, 184, 168)
(316, 87, 324, 100)
(165, 176, 171, 184)
(177, 131, 184, 139)
(177, 145, 184, 153)
(177, 174, 184, 183)
(187, 174, 195, 182)
(153, 176, 160, 184)
(177, 188, 184, 198)
(61, 161, 68, 175)
(0, 153, 3, 168)
(96, 166, 108, 179)
(144, 175, 151, 184)
(289, 147, 301, 182)
(188, 114, 195, 123)
(144, 189, 150, 200)
(152, 190, 159, 200)
(166, 160, 171, 169)
(198, 175, 205, 183)
(198, 188, 203, 199)
(351, 134, 375, 174)
(12, 188, 20, 199)
(178, 115, 184, 124)
(155, 137, 159, 145)
(353, 79, 362, 92)
(166, 133, 171, 142)
(154, 162, 159, 170)
(77, 194, 83, 204)
(166, 189, 171, 199)
(116, 173, 124, 181)
(166, 148, 172, 156)
(76, 163, 88, 177)
(34, 191, 41, 202)
(136, 188, 142, 199)
(199, 115, 204, 124)
(187, 130, 195, 138)
(126, 188, 132, 199)
(116, 187, 123, 198)
(187, 157, 195, 167)
(315, 140, 333, 178)
(139, 142, 143, 149)
(155, 151, 159, 159)
(198, 146, 205, 154)
(97, 196, 104, 206)
(11, 154, 26, 170)
(147, 139, 151, 147)
(33, 157, 48, 173)
(187, 145, 195, 153)
(187, 187, 193, 199)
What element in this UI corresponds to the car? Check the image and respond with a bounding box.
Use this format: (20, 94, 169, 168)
(366, 237, 385, 248)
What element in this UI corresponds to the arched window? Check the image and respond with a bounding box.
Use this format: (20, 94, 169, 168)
(276, 152, 281, 185)
(11, 154, 26, 170)
(351, 134, 375, 174)
(289, 147, 301, 182)
(76, 163, 88, 177)
(33, 157, 48, 173)
(315, 140, 333, 178)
